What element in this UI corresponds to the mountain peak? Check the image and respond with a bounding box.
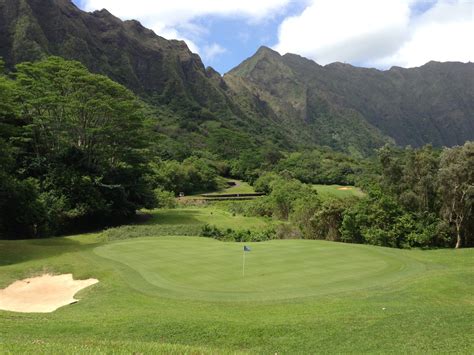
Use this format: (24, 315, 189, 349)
(226, 46, 283, 77)
(255, 46, 281, 57)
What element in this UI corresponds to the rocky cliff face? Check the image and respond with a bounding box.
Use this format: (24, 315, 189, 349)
(227, 46, 474, 148)
(0, 0, 230, 109)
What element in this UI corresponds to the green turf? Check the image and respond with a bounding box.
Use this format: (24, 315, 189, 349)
(0, 207, 473, 354)
(312, 184, 365, 200)
(94, 237, 427, 302)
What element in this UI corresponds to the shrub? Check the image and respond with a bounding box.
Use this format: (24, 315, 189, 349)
(154, 188, 177, 209)
(199, 224, 277, 242)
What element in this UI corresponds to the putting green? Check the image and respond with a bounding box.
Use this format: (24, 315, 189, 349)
(95, 237, 426, 301)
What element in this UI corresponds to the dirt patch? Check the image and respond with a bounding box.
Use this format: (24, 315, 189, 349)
(337, 187, 353, 191)
(0, 274, 98, 313)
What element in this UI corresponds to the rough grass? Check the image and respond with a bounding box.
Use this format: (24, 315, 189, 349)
(222, 181, 255, 194)
(312, 184, 365, 200)
(102, 206, 273, 242)
(0, 206, 473, 354)
(206, 179, 256, 195)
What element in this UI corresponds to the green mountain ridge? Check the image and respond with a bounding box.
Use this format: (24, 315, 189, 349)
(1, 0, 473, 155)
(225, 46, 391, 155)
(228, 46, 474, 148)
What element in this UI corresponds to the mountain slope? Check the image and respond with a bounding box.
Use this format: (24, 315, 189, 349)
(226, 47, 474, 148)
(0, 0, 230, 107)
(0, 0, 304, 156)
(225, 47, 391, 155)
(1, 1, 472, 155)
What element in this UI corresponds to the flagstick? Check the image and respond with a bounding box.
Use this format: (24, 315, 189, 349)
(242, 249, 246, 277)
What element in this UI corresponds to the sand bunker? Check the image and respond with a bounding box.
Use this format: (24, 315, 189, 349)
(0, 274, 98, 313)
(337, 187, 353, 191)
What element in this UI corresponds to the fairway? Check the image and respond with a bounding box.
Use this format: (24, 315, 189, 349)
(312, 184, 365, 200)
(95, 237, 426, 301)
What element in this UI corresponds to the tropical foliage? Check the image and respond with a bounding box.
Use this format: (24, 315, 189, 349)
(0, 57, 156, 237)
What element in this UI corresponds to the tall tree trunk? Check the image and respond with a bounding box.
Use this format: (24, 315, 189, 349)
(455, 223, 462, 249)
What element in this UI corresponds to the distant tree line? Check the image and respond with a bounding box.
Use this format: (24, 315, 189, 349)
(234, 144, 473, 249)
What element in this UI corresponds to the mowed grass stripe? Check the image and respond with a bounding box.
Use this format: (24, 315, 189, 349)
(94, 237, 427, 301)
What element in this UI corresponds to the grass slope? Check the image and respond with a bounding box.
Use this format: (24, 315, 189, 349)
(312, 184, 365, 200)
(217, 179, 256, 195)
(149, 207, 268, 230)
(0, 207, 473, 353)
(102, 207, 274, 242)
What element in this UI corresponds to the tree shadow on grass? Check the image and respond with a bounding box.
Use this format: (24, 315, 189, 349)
(0, 234, 96, 267)
(0, 210, 209, 267)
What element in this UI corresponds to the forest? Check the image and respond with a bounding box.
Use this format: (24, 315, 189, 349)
(0, 57, 473, 248)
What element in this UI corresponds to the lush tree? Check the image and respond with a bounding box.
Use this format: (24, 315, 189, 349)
(275, 149, 360, 185)
(308, 199, 351, 241)
(268, 178, 317, 220)
(291, 194, 322, 238)
(379, 144, 440, 213)
(253, 172, 282, 194)
(150, 156, 218, 195)
(208, 128, 254, 159)
(438, 142, 474, 248)
(1, 57, 157, 237)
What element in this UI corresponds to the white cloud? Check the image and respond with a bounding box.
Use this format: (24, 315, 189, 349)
(148, 22, 200, 53)
(82, 0, 293, 58)
(83, 0, 293, 23)
(202, 43, 227, 62)
(81, 0, 473, 68)
(274, 0, 474, 68)
(374, 0, 474, 67)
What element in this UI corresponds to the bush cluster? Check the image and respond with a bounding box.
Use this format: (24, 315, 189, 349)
(199, 224, 277, 242)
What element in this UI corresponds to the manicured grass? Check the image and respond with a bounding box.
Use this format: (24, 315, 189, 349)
(95, 237, 427, 302)
(1, 207, 473, 353)
(312, 184, 365, 200)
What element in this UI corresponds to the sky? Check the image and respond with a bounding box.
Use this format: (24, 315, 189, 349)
(72, 0, 474, 73)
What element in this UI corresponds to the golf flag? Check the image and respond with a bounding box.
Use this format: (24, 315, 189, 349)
(242, 246, 251, 277)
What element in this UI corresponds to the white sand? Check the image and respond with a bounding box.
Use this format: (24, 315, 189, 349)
(0, 274, 98, 313)
(337, 187, 353, 191)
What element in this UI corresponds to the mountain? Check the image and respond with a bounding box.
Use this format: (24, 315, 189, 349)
(0, 0, 216, 102)
(0, 0, 472, 156)
(1, 0, 327, 156)
(224, 47, 391, 155)
(226, 46, 474, 148)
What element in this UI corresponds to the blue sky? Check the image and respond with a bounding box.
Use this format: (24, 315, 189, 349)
(72, 0, 473, 73)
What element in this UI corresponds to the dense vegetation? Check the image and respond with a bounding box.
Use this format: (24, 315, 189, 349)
(0, 57, 158, 236)
(223, 144, 473, 249)
(1, 55, 472, 249)
(0, 2, 472, 354)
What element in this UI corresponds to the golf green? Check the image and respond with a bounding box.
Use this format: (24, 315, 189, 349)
(95, 237, 426, 301)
